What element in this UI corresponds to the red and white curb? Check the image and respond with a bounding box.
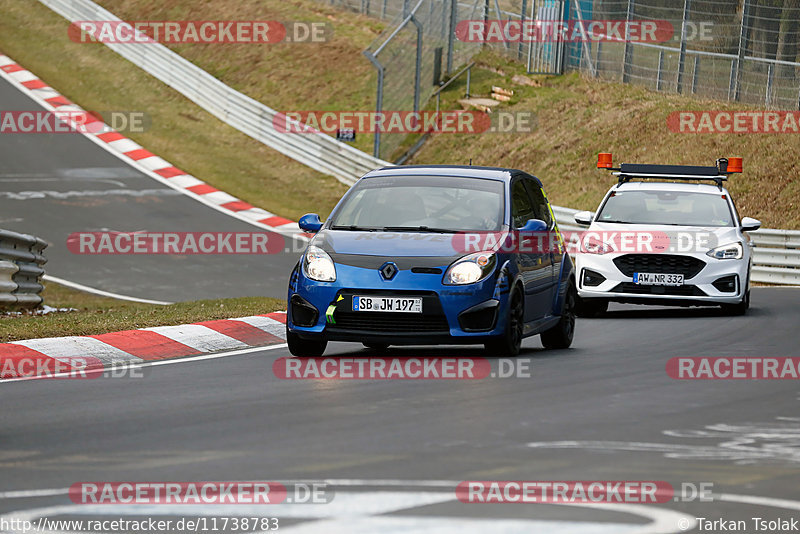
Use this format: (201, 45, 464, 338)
(0, 51, 309, 241)
(0, 311, 287, 380)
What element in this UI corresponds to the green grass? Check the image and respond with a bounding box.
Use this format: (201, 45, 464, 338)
(0, 282, 284, 343)
(94, 0, 387, 157)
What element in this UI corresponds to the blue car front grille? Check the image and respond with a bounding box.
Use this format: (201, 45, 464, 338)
(327, 290, 450, 334)
(330, 312, 450, 333)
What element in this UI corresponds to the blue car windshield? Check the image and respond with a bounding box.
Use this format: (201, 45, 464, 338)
(597, 190, 734, 227)
(329, 175, 505, 232)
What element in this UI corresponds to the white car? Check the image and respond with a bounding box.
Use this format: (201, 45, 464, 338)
(573, 158, 760, 316)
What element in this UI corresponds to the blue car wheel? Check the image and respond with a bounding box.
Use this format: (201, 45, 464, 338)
(484, 286, 524, 357)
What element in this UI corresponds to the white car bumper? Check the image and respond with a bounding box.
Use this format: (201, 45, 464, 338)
(576, 252, 749, 305)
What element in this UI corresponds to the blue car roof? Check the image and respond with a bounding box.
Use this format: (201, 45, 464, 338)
(362, 165, 542, 186)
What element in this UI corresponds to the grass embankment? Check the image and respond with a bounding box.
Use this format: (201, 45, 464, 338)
(2, 2, 796, 227)
(0, 282, 284, 343)
(0, 0, 377, 221)
(412, 50, 800, 229)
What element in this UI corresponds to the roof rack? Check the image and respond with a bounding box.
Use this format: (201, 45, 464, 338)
(596, 154, 741, 191)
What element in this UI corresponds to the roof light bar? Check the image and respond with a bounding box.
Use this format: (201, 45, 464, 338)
(596, 154, 743, 190)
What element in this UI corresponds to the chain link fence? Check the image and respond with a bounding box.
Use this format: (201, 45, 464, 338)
(319, 0, 535, 160)
(574, 1, 800, 109)
(318, 0, 800, 159)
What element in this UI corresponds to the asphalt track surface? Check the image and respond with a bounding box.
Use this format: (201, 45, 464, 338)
(0, 76, 299, 302)
(2, 288, 799, 533)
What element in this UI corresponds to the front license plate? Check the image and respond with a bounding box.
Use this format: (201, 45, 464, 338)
(352, 296, 422, 313)
(633, 272, 684, 286)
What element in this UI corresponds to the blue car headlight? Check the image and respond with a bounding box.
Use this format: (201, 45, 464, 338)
(303, 245, 336, 282)
(444, 252, 496, 285)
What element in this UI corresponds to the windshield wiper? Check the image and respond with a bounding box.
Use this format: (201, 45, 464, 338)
(330, 225, 379, 231)
(381, 226, 456, 233)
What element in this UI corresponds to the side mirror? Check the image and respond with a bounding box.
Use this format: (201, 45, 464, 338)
(298, 213, 323, 233)
(741, 217, 761, 232)
(574, 211, 594, 226)
(518, 218, 548, 232)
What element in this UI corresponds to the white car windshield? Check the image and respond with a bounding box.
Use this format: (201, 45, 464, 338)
(329, 175, 505, 232)
(596, 190, 734, 227)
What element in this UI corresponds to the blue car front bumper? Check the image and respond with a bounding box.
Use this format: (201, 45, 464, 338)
(287, 262, 511, 345)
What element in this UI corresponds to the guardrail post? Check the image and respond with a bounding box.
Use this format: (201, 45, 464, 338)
(676, 0, 691, 94)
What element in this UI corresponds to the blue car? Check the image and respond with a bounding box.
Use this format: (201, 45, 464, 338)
(286, 165, 576, 356)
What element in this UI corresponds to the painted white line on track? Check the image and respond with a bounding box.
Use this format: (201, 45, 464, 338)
(43, 275, 173, 305)
(0, 489, 68, 499)
(0, 343, 286, 385)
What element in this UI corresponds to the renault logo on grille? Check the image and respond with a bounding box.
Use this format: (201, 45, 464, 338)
(380, 262, 398, 280)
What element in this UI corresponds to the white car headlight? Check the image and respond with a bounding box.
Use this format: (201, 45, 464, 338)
(444, 252, 496, 285)
(581, 237, 614, 255)
(303, 245, 336, 281)
(706, 241, 743, 260)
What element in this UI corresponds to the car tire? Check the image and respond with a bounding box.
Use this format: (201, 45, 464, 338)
(721, 288, 749, 316)
(363, 342, 390, 351)
(286, 328, 327, 357)
(484, 286, 524, 357)
(541, 281, 576, 350)
(574, 295, 607, 318)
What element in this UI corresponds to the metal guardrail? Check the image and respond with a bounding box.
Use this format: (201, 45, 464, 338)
(551, 206, 800, 286)
(38, 0, 391, 186)
(0, 230, 48, 308)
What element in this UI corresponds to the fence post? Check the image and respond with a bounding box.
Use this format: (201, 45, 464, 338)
(691, 55, 699, 94)
(382, 0, 387, 18)
(446, 0, 457, 73)
(657, 50, 664, 91)
(411, 15, 423, 113)
(595, 39, 602, 77)
(622, 0, 634, 83)
(734, 0, 751, 101)
(483, 0, 490, 43)
(765, 63, 774, 107)
(364, 51, 385, 158)
(728, 58, 737, 100)
(676, 0, 691, 93)
(518, 0, 528, 60)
